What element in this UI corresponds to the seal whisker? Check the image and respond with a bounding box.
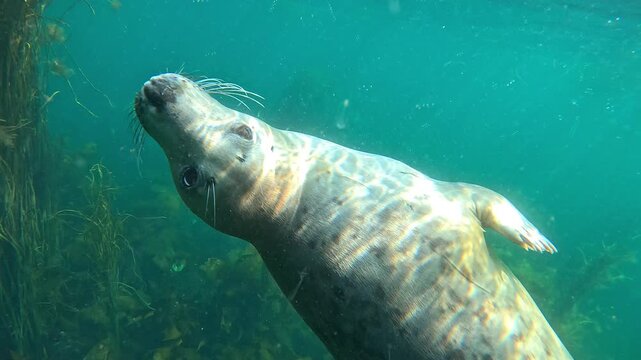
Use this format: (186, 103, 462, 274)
(134, 135, 145, 177)
(196, 77, 265, 108)
(203, 83, 265, 100)
(129, 104, 146, 177)
(195, 77, 223, 83)
(198, 80, 260, 93)
(176, 62, 186, 75)
(131, 120, 146, 151)
(205, 180, 210, 217)
(198, 80, 264, 96)
(202, 87, 265, 104)
(212, 92, 252, 110)
(199, 82, 263, 96)
(205, 178, 216, 228)
(200, 83, 261, 95)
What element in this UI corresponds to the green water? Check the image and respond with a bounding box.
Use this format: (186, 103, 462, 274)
(35, 0, 641, 358)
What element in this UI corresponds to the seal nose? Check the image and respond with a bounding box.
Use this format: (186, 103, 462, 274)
(142, 74, 179, 110)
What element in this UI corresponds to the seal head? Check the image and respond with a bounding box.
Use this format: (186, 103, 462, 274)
(135, 74, 276, 236)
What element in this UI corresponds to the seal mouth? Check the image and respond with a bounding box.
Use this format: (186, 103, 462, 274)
(134, 92, 144, 118)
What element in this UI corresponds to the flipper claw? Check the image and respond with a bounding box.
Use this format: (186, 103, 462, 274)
(468, 185, 558, 255)
(518, 225, 557, 254)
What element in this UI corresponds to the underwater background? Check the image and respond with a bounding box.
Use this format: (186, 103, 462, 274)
(1, 0, 640, 359)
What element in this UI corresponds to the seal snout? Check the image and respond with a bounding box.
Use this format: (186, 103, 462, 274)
(139, 74, 182, 112)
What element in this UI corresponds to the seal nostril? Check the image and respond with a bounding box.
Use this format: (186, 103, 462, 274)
(142, 76, 179, 110)
(144, 85, 165, 109)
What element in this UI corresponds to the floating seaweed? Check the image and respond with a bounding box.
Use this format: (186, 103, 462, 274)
(48, 58, 75, 79)
(45, 22, 66, 43)
(108, 0, 122, 11)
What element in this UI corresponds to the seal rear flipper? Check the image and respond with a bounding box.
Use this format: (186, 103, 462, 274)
(467, 185, 558, 254)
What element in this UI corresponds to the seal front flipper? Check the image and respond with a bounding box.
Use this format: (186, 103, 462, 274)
(467, 184, 558, 254)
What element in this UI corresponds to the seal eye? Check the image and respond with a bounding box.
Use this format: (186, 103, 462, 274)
(180, 166, 199, 188)
(233, 124, 253, 141)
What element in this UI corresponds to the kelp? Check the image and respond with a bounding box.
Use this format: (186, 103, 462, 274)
(0, 1, 57, 359)
(54, 164, 132, 359)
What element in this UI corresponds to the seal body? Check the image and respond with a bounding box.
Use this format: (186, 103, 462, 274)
(134, 73, 573, 360)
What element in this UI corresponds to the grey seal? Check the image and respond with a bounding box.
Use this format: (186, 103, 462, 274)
(134, 73, 572, 360)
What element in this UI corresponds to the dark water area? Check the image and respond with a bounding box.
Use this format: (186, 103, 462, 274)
(30, 0, 641, 358)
